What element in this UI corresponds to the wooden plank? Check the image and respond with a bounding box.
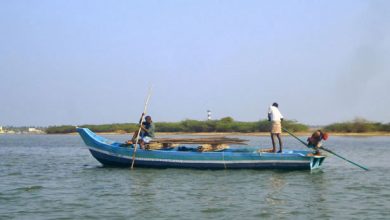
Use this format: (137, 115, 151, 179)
(150, 137, 248, 145)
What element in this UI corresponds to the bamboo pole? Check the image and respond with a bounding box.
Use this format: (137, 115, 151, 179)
(131, 87, 152, 169)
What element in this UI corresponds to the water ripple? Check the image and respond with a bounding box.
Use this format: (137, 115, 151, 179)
(1, 135, 390, 219)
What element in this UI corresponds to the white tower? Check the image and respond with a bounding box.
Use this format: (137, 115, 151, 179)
(207, 110, 212, 120)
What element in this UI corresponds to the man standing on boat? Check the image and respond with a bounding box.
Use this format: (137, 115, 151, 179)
(268, 103, 283, 153)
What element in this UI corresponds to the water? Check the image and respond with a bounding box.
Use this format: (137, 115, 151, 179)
(1, 134, 389, 219)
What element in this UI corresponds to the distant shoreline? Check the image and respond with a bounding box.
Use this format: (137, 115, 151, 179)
(61, 131, 390, 137)
(43, 118, 390, 135)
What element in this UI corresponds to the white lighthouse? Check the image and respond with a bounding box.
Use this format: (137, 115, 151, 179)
(207, 110, 212, 121)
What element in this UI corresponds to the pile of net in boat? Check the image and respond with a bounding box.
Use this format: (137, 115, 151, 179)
(146, 137, 248, 151)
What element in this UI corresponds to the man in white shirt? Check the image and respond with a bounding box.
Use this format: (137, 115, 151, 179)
(268, 102, 283, 153)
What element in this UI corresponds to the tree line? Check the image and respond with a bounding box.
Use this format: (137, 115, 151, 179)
(45, 117, 390, 134)
(324, 118, 390, 133)
(46, 117, 307, 134)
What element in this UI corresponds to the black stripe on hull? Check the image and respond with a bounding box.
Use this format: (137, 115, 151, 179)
(90, 149, 311, 170)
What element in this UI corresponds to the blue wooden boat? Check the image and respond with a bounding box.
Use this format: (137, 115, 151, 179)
(77, 128, 326, 170)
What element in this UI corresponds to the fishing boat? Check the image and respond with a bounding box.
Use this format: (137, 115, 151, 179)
(77, 128, 326, 170)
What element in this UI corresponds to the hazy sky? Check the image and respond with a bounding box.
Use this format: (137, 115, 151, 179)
(1, 0, 389, 126)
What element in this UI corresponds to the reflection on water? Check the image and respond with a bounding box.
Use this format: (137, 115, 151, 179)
(266, 173, 286, 206)
(0, 134, 389, 219)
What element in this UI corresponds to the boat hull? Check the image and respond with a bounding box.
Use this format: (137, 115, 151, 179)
(77, 128, 325, 170)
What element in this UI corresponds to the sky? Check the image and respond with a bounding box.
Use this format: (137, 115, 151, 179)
(0, 0, 389, 126)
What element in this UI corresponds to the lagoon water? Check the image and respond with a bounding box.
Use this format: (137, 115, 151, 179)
(1, 134, 389, 219)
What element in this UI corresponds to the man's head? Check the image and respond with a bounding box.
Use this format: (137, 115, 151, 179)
(272, 102, 279, 108)
(145, 116, 152, 123)
(322, 132, 329, 140)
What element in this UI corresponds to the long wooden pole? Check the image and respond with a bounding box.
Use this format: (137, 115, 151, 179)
(282, 127, 369, 171)
(131, 87, 152, 169)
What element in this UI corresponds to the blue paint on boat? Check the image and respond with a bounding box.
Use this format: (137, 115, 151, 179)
(77, 128, 326, 170)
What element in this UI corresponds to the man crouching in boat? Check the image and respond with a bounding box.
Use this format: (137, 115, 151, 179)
(126, 115, 155, 149)
(137, 115, 155, 149)
(307, 130, 329, 155)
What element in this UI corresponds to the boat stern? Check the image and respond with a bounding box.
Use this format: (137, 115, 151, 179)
(310, 155, 326, 169)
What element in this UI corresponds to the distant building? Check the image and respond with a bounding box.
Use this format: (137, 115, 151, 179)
(0, 126, 4, 134)
(28, 127, 44, 134)
(28, 128, 38, 132)
(207, 110, 212, 120)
